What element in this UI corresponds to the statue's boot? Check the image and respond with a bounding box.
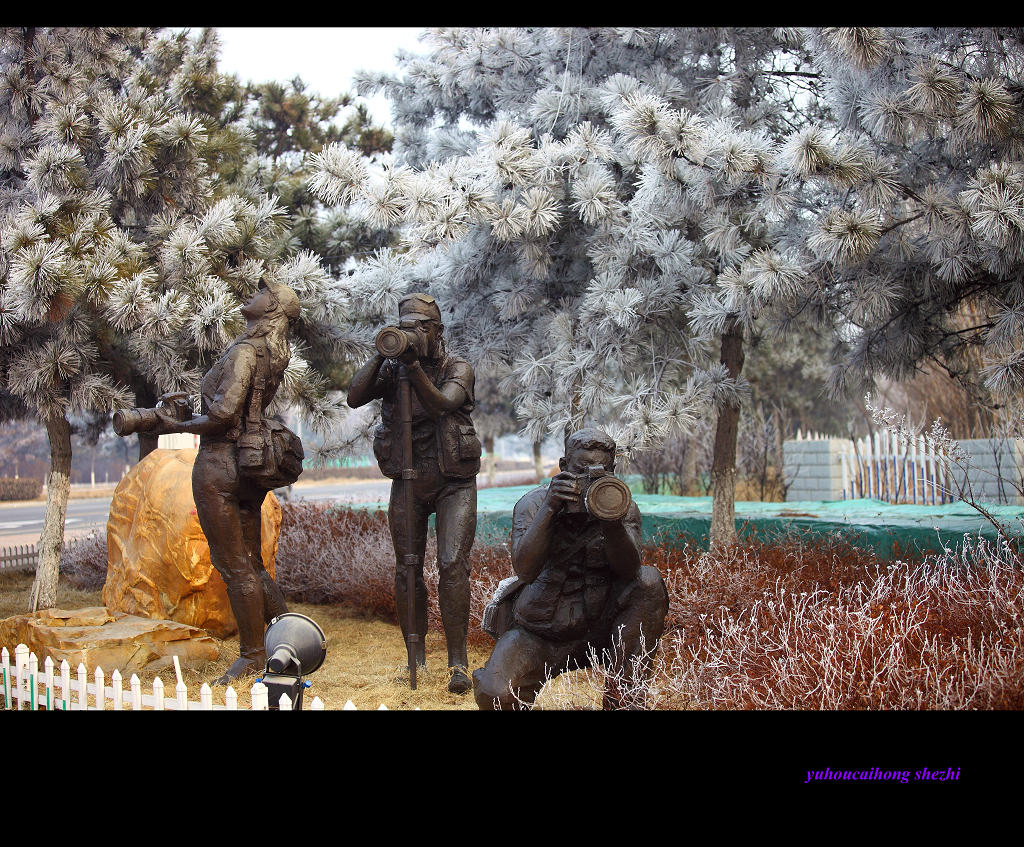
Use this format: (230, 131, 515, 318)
(213, 583, 267, 686)
(445, 626, 471, 694)
(439, 567, 471, 694)
(447, 663, 471, 694)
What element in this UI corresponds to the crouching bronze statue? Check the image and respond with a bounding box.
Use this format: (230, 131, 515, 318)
(123, 278, 304, 685)
(473, 427, 668, 709)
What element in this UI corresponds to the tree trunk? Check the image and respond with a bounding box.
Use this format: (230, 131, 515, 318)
(683, 436, 698, 495)
(773, 406, 785, 469)
(138, 431, 159, 461)
(532, 439, 545, 483)
(29, 413, 72, 612)
(710, 321, 745, 551)
(484, 434, 496, 486)
(773, 406, 786, 500)
(136, 381, 159, 461)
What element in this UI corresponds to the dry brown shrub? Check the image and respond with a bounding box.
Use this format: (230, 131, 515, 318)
(59, 532, 108, 590)
(275, 503, 396, 613)
(631, 533, 1024, 709)
(0, 477, 43, 501)
(50, 503, 514, 642)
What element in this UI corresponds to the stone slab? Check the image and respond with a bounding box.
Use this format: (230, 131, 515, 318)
(0, 606, 220, 674)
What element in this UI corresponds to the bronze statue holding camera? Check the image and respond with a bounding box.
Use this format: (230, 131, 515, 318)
(115, 278, 304, 685)
(473, 426, 669, 709)
(347, 292, 481, 693)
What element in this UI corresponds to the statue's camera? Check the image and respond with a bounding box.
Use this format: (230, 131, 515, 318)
(112, 392, 191, 437)
(563, 464, 633, 521)
(375, 326, 419, 358)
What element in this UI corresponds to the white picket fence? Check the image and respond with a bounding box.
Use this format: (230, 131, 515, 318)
(838, 432, 951, 504)
(793, 429, 830, 442)
(1, 536, 102, 573)
(0, 644, 367, 711)
(0, 544, 36, 573)
(794, 429, 951, 504)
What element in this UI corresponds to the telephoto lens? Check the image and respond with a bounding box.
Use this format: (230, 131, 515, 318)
(375, 326, 416, 358)
(112, 408, 159, 437)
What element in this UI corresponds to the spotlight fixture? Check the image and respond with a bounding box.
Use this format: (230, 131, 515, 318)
(257, 613, 327, 710)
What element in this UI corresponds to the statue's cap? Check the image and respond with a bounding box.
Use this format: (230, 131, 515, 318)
(399, 292, 441, 323)
(564, 426, 616, 457)
(260, 277, 301, 321)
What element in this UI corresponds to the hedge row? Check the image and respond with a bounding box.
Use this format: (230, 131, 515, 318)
(0, 477, 42, 501)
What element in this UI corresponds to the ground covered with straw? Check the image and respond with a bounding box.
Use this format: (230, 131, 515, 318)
(5, 502, 1024, 710)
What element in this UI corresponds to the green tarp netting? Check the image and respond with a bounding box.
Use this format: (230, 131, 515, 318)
(340, 479, 1024, 559)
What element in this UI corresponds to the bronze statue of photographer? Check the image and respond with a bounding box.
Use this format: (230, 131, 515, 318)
(116, 278, 304, 685)
(473, 427, 669, 709)
(347, 293, 480, 693)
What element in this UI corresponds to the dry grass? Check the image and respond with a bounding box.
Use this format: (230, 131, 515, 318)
(1, 569, 99, 621)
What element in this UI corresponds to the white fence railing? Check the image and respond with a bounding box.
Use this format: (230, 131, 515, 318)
(0, 544, 36, 572)
(0, 644, 344, 711)
(1, 536, 97, 573)
(839, 432, 952, 505)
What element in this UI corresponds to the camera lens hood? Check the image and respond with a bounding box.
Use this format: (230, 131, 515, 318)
(112, 408, 158, 437)
(376, 326, 412, 358)
(585, 475, 632, 521)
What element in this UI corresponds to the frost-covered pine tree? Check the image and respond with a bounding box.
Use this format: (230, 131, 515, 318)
(309, 27, 837, 546)
(0, 27, 148, 609)
(771, 28, 1024, 413)
(236, 75, 396, 391)
(0, 27, 364, 609)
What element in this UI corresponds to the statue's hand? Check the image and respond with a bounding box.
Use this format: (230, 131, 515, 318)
(151, 407, 183, 436)
(398, 344, 419, 366)
(544, 472, 580, 512)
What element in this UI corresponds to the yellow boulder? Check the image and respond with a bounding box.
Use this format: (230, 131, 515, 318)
(102, 449, 281, 639)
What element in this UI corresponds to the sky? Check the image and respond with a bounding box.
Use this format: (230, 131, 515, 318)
(216, 27, 426, 128)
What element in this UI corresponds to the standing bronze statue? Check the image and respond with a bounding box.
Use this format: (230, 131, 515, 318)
(347, 293, 481, 694)
(473, 427, 669, 709)
(116, 278, 305, 685)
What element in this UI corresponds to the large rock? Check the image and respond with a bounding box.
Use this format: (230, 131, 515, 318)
(103, 449, 282, 638)
(0, 607, 220, 673)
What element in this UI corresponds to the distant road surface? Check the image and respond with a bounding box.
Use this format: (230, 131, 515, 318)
(0, 471, 534, 547)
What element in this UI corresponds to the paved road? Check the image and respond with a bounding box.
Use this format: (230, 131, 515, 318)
(0, 498, 115, 547)
(0, 471, 535, 547)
